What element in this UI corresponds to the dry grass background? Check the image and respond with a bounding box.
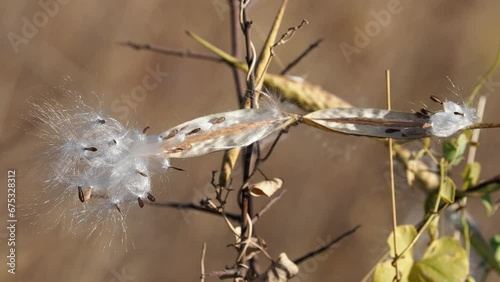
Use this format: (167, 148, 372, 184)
(0, 0, 499, 281)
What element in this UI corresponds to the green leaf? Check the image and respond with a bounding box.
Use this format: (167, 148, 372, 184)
(462, 162, 481, 191)
(428, 215, 440, 242)
(374, 256, 413, 282)
(373, 225, 417, 282)
(440, 176, 456, 204)
(491, 234, 500, 264)
(465, 275, 476, 282)
(409, 237, 468, 282)
(481, 195, 494, 216)
(443, 133, 467, 166)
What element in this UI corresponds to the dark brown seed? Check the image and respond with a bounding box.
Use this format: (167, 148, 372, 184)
(115, 204, 122, 213)
(137, 171, 148, 177)
(454, 112, 464, 116)
(97, 119, 106, 125)
(166, 148, 183, 154)
(209, 117, 226, 124)
(165, 144, 192, 154)
(147, 193, 156, 202)
(385, 128, 400, 133)
(169, 166, 185, 172)
(420, 108, 432, 115)
(78, 186, 85, 203)
(142, 126, 150, 134)
(138, 198, 144, 208)
(84, 147, 98, 152)
(162, 129, 178, 140)
(415, 112, 428, 119)
(430, 95, 444, 105)
(187, 128, 201, 135)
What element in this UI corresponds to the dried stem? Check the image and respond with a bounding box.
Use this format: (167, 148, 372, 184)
(251, 189, 287, 224)
(200, 243, 207, 282)
(386, 70, 400, 281)
(148, 202, 240, 221)
(281, 38, 323, 75)
(118, 41, 221, 62)
(294, 225, 361, 265)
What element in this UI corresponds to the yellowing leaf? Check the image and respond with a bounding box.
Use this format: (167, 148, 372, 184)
(462, 162, 481, 191)
(373, 225, 417, 282)
(409, 237, 468, 282)
(440, 176, 456, 204)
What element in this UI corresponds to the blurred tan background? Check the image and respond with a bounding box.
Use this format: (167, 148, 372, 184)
(0, 0, 499, 281)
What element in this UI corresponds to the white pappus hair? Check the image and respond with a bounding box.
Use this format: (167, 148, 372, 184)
(430, 101, 478, 137)
(29, 92, 169, 239)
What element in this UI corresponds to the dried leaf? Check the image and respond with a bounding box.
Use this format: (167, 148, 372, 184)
(261, 253, 299, 282)
(250, 178, 283, 197)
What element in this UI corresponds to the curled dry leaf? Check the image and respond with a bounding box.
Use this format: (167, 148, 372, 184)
(250, 178, 284, 197)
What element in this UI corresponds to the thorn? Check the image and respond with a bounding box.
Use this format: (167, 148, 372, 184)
(142, 126, 150, 134)
(430, 95, 444, 105)
(137, 171, 148, 177)
(169, 166, 185, 172)
(162, 129, 178, 140)
(84, 147, 97, 152)
(115, 204, 122, 213)
(209, 117, 226, 124)
(138, 198, 144, 208)
(147, 193, 156, 202)
(77, 186, 84, 203)
(187, 128, 201, 135)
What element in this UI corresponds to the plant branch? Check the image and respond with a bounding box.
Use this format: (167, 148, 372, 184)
(118, 40, 221, 62)
(148, 201, 240, 221)
(281, 38, 323, 75)
(293, 225, 361, 265)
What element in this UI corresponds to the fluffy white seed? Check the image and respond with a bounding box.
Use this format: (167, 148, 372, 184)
(29, 94, 168, 234)
(430, 101, 478, 137)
